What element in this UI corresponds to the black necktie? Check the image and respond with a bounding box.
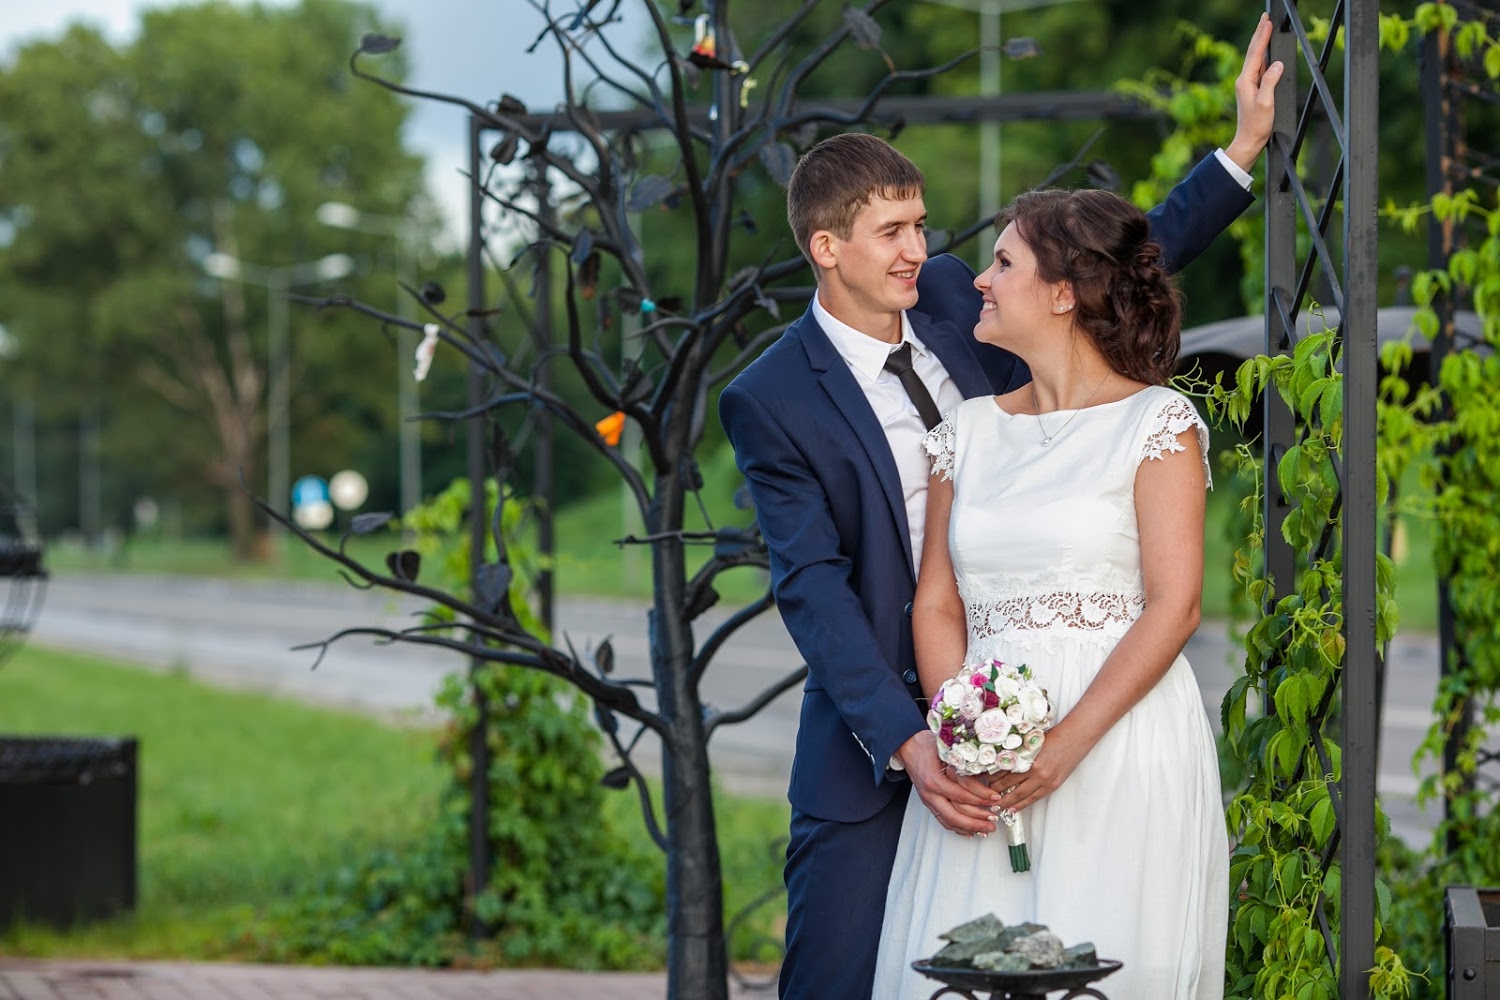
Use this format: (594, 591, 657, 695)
(884, 343, 942, 431)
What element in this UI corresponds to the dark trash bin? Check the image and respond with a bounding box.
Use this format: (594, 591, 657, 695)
(0, 736, 137, 927)
(1446, 885, 1500, 998)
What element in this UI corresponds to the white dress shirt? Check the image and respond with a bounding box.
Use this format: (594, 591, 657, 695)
(812, 295, 965, 578)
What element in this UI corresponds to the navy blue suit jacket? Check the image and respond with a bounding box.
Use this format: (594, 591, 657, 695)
(719, 154, 1252, 824)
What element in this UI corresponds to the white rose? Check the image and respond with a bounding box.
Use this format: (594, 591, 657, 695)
(955, 741, 981, 763)
(1002, 732, 1023, 750)
(972, 708, 1012, 745)
(1005, 702, 1024, 723)
(1023, 690, 1052, 726)
(976, 744, 998, 767)
(994, 675, 1020, 701)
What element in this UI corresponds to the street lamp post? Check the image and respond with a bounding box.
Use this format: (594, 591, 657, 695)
(201, 251, 355, 551)
(920, 0, 1086, 268)
(316, 201, 423, 519)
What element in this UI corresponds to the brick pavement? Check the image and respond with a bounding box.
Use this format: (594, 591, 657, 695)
(0, 959, 767, 1000)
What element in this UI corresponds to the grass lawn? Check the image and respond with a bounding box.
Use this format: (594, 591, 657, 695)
(0, 645, 789, 964)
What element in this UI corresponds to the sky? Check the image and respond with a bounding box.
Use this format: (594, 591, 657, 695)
(0, 0, 579, 242)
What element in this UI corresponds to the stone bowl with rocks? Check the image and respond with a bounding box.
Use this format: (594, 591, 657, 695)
(910, 913, 1123, 997)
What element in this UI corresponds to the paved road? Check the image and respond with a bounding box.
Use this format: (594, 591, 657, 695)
(27, 571, 1453, 843)
(0, 958, 761, 1000)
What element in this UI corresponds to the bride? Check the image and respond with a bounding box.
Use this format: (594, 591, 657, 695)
(872, 187, 1228, 999)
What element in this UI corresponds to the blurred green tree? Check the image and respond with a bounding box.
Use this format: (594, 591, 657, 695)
(0, 0, 436, 558)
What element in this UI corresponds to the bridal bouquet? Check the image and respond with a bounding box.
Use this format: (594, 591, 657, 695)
(927, 658, 1054, 872)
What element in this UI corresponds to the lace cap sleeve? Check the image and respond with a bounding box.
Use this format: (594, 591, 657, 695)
(1138, 392, 1212, 488)
(923, 410, 958, 482)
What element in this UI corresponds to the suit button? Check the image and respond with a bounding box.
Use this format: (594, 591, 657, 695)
(903, 669, 918, 685)
(904, 602, 914, 617)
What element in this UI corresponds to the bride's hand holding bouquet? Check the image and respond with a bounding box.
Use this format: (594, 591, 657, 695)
(926, 658, 1054, 872)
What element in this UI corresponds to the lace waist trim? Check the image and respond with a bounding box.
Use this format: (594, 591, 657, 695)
(961, 588, 1144, 644)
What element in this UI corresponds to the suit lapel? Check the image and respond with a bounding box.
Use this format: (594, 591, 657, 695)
(793, 309, 916, 574)
(909, 309, 990, 399)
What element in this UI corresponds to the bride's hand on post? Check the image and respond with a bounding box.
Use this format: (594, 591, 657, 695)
(896, 731, 1002, 837)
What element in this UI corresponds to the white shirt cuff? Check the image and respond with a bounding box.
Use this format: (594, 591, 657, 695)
(887, 755, 905, 772)
(1213, 148, 1254, 191)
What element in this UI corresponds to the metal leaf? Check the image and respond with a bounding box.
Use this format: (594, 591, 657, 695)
(474, 562, 512, 614)
(627, 175, 677, 213)
(754, 287, 781, 321)
(349, 512, 394, 535)
(385, 549, 421, 583)
(600, 765, 632, 790)
(594, 702, 618, 734)
(569, 228, 595, 266)
(594, 637, 615, 675)
(421, 281, 446, 305)
(358, 33, 402, 55)
(760, 142, 797, 188)
(491, 132, 520, 165)
(497, 94, 528, 116)
(843, 7, 882, 49)
(683, 584, 719, 621)
(733, 483, 756, 512)
(1086, 160, 1121, 191)
(1004, 36, 1041, 60)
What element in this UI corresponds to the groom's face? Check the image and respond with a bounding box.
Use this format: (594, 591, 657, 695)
(811, 193, 928, 334)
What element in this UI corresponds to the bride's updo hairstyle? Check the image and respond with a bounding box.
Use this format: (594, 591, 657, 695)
(997, 188, 1182, 384)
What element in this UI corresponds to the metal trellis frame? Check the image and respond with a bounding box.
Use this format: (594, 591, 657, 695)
(1262, 0, 1380, 994)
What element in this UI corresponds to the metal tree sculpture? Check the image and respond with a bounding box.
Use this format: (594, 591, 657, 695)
(287, 3, 1001, 996)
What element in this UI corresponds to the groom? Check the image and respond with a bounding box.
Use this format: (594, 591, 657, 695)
(720, 18, 1280, 1000)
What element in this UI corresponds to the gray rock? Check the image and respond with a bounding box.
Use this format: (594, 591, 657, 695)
(974, 950, 1033, 973)
(995, 921, 1049, 950)
(1009, 930, 1066, 969)
(931, 938, 992, 966)
(939, 913, 1006, 942)
(1061, 942, 1099, 968)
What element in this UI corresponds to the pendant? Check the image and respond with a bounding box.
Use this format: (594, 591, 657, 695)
(1041, 437, 1052, 446)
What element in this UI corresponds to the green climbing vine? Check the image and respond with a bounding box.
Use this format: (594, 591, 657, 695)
(1126, 5, 1500, 996)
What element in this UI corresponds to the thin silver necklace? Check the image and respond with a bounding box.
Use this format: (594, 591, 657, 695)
(1032, 371, 1112, 446)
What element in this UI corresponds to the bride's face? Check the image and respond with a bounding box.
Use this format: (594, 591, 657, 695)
(971, 223, 1069, 350)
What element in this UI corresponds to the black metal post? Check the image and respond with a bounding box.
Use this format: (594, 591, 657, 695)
(465, 113, 493, 937)
(1341, 1, 1381, 994)
(1263, 7, 1298, 620)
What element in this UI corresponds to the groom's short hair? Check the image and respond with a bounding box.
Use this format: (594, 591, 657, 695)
(787, 133, 925, 265)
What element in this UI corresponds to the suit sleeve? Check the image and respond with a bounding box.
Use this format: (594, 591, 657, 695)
(1145, 153, 1255, 274)
(720, 383, 927, 787)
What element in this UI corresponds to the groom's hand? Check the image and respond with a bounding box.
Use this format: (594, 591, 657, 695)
(896, 731, 1002, 837)
(1224, 13, 1285, 174)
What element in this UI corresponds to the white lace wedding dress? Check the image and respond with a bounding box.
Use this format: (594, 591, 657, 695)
(872, 385, 1228, 1000)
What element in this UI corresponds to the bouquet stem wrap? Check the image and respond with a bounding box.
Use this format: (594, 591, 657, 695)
(999, 809, 1029, 873)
